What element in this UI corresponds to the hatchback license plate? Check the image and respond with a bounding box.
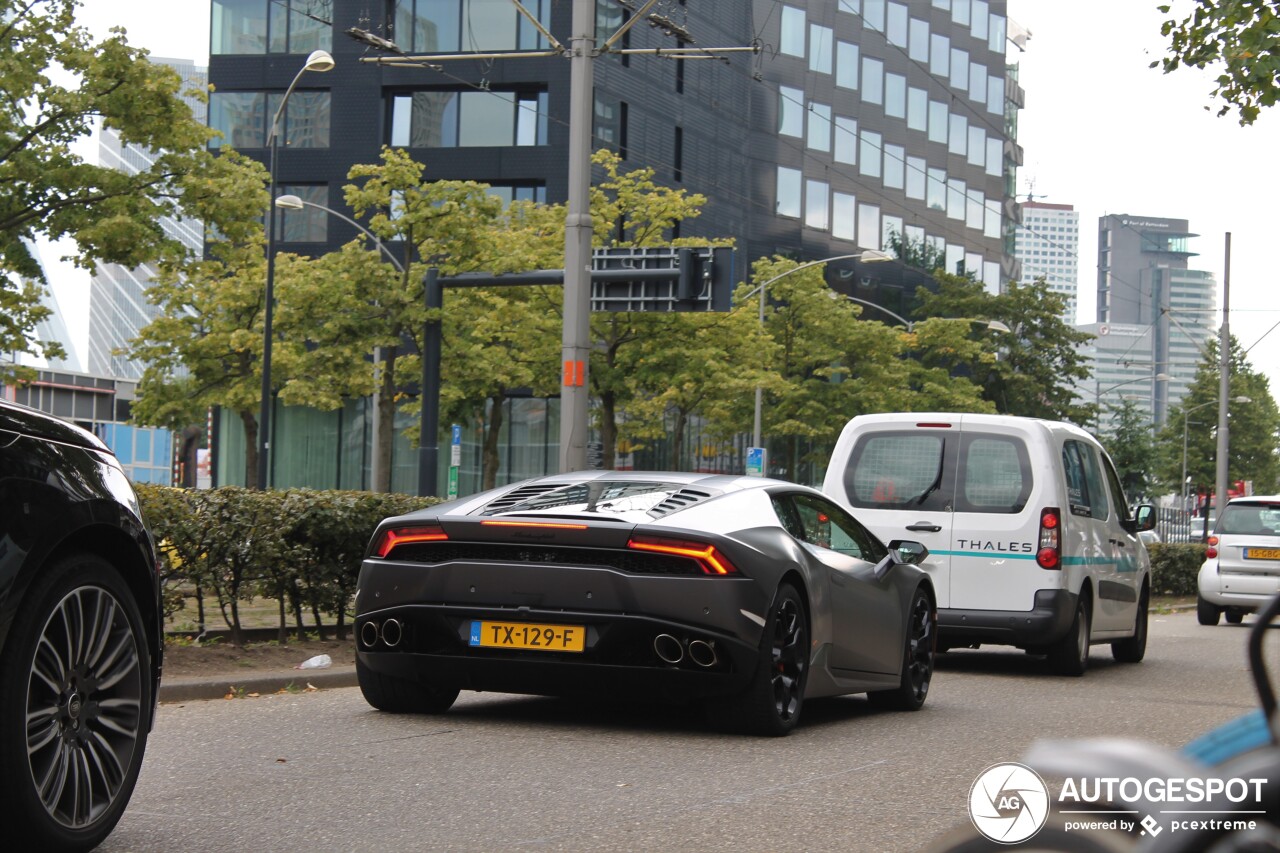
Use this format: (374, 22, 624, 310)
(1244, 548, 1280, 560)
(469, 620, 585, 652)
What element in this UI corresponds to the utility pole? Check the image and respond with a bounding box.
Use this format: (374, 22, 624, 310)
(560, 0, 595, 473)
(1215, 232, 1232, 518)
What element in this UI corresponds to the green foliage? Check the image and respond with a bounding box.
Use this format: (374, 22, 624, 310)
(1101, 399, 1158, 499)
(1157, 0, 1280, 124)
(0, 0, 221, 378)
(1154, 336, 1280, 494)
(1146, 542, 1209, 595)
(916, 274, 1095, 422)
(136, 484, 441, 644)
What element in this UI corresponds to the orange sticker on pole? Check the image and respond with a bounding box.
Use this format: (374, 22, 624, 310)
(562, 360, 586, 387)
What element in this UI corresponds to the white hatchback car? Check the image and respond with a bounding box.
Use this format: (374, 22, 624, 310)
(1197, 495, 1280, 625)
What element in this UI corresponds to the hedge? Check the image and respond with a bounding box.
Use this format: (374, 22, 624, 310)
(135, 485, 441, 644)
(1146, 542, 1207, 597)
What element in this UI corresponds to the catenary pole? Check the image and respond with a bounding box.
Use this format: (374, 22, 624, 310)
(1215, 232, 1232, 518)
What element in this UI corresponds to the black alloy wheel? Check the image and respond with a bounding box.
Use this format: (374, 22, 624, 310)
(1048, 594, 1091, 676)
(869, 586, 935, 711)
(1, 555, 150, 851)
(1111, 584, 1148, 663)
(716, 582, 809, 736)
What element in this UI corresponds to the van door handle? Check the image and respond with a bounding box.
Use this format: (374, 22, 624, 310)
(906, 522, 942, 533)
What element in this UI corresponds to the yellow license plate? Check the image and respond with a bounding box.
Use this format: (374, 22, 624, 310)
(469, 620, 585, 652)
(1244, 548, 1280, 560)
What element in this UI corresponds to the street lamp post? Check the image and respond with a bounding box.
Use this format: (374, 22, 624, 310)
(256, 49, 334, 490)
(274, 195, 404, 273)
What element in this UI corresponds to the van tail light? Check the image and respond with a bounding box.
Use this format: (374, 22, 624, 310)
(1206, 535, 1218, 560)
(374, 523, 449, 558)
(1037, 507, 1061, 569)
(627, 535, 740, 575)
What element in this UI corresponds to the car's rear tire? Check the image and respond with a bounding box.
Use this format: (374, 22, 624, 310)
(1197, 596, 1222, 626)
(1111, 584, 1148, 663)
(1048, 593, 1090, 676)
(1225, 611, 1245, 624)
(716, 582, 808, 737)
(0, 553, 152, 853)
(357, 659, 459, 714)
(868, 586, 936, 711)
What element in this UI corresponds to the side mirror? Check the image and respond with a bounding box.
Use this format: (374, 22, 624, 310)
(889, 539, 929, 565)
(1134, 504, 1156, 532)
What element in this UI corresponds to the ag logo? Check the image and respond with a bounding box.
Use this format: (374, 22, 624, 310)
(968, 762, 1050, 844)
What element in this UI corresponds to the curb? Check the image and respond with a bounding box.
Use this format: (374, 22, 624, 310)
(159, 666, 358, 703)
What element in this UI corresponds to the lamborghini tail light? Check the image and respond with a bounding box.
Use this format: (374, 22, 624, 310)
(374, 523, 449, 558)
(627, 535, 740, 575)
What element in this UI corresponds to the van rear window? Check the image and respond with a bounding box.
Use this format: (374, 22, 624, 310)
(844, 430, 1031, 514)
(845, 433, 950, 511)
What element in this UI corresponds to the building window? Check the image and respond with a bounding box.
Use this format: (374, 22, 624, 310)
(209, 90, 331, 149)
(985, 136, 1002, 177)
(863, 0, 885, 32)
(859, 129, 882, 178)
(948, 113, 967, 156)
(972, 0, 990, 41)
(834, 116, 857, 164)
(212, 0, 333, 55)
(967, 125, 985, 167)
(947, 178, 965, 220)
(987, 75, 1005, 115)
(887, 3, 908, 47)
(950, 48, 969, 91)
(485, 184, 548, 205)
(809, 24, 833, 73)
(779, 87, 804, 137)
(388, 89, 547, 148)
(967, 192, 984, 230)
(805, 179, 830, 230)
(857, 203, 880, 250)
(883, 144, 905, 190)
(595, 95, 627, 156)
(882, 214, 903, 250)
(906, 156, 925, 199)
(953, 0, 971, 26)
(988, 14, 1007, 54)
(275, 184, 327, 242)
(391, 0, 551, 53)
(930, 33, 949, 77)
(884, 72, 906, 119)
(907, 87, 928, 131)
(861, 56, 884, 105)
(776, 167, 802, 218)
(780, 5, 806, 56)
(836, 42, 859, 89)
(969, 62, 988, 105)
(807, 102, 832, 152)
(909, 17, 929, 62)
(833, 192, 856, 240)
(928, 100, 948, 145)
(927, 167, 946, 211)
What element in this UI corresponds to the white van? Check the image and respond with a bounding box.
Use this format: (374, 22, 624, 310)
(822, 413, 1156, 675)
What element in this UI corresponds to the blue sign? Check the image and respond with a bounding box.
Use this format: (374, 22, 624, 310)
(746, 446, 766, 477)
(451, 423, 462, 446)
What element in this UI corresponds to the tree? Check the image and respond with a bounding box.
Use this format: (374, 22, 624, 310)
(1157, 0, 1280, 125)
(1, 0, 219, 377)
(916, 274, 1096, 422)
(1101, 399, 1158, 499)
(1154, 336, 1280, 494)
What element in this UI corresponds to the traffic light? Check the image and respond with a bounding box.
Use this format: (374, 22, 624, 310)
(676, 247, 704, 302)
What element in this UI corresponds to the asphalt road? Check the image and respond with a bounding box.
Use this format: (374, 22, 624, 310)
(102, 611, 1275, 853)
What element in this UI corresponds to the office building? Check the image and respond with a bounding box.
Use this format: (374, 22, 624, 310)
(1091, 213, 1217, 428)
(1014, 200, 1078, 322)
(87, 57, 208, 380)
(205, 0, 1024, 489)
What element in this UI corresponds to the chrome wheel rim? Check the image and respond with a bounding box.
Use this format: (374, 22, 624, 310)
(906, 595, 934, 702)
(770, 596, 806, 722)
(26, 585, 143, 830)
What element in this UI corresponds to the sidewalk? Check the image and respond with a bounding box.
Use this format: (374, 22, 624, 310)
(158, 665, 358, 703)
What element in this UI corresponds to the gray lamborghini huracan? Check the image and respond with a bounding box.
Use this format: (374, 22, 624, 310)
(355, 471, 936, 735)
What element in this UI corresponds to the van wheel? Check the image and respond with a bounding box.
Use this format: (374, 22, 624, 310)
(1111, 585, 1148, 663)
(1048, 594, 1090, 676)
(1197, 596, 1221, 626)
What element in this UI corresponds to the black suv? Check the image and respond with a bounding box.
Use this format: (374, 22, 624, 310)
(0, 398, 161, 851)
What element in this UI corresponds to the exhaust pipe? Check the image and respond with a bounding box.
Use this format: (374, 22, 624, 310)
(360, 620, 380, 649)
(381, 618, 402, 648)
(688, 639, 718, 668)
(653, 633, 684, 665)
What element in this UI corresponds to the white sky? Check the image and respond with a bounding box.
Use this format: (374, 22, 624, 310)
(49, 0, 1280, 400)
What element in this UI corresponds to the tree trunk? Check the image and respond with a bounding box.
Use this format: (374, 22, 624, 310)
(334, 603, 348, 642)
(374, 347, 398, 492)
(482, 393, 506, 491)
(240, 409, 260, 489)
(671, 410, 688, 470)
(229, 597, 244, 647)
(600, 390, 618, 470)
(277, 592, 288, 645)
(309, 601, 326, 641)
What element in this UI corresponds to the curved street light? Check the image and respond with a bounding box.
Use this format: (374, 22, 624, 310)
(258, 49, 334, 490)
(274, 194, 405, 273)
(745, 251, 893, 456)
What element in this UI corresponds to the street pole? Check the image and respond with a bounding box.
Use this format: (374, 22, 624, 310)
(1215, 232, 1231, 521)
(559, 0, 595, 474)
